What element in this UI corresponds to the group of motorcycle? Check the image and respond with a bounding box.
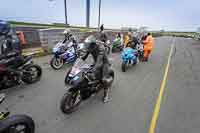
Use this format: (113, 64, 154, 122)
(0, 32, 144, 132)
(108, 35, 145, 72)
(48, 32, 145, 114)
(0, 52, 42, 133)
(0, 52, 42, 132)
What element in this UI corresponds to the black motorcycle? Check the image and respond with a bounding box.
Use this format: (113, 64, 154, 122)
(61, 58, 114, 114)
(0, 93, 35, 133)
(0, 52, 42, 89)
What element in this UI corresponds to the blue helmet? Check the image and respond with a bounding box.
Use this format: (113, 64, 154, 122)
(0, 20, 11, 36)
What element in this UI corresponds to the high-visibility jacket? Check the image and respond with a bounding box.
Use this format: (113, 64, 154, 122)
(143, 35, 154, 50)
(124, 35, 129, 47)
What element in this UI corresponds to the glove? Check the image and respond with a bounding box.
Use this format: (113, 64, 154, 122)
(86, 71, 96, 81)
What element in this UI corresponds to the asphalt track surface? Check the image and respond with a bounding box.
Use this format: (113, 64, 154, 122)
(0, 37, 200, 133)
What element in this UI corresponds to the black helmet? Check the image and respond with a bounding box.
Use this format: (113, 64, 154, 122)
(84, 35, 96, 44)
(84, 35, 96, 51)
(0, 20, 11, 36)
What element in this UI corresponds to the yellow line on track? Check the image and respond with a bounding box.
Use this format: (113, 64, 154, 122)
(148, 40, 175, 133)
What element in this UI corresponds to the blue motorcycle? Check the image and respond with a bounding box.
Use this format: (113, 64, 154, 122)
(121, 47, 139, 72)
(50, 42, 77, 70)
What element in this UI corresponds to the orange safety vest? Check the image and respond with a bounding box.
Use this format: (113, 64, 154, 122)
(143, 35, 154, 50)
(124, 35, 129, 47)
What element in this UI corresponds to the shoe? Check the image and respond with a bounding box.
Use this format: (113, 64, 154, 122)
(103, 96, 112, 103)
(103, 88, 111, 103)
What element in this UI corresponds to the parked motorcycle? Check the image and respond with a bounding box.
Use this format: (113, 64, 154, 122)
(60, 58, 114, 114)
(0, 93, 35, 133)
(0, 52, 42, 89)
(111, 37, 123, 52)
(121, 47, 139, 72)
(136, 42, 144, 61)
(50, 41, 77, 70)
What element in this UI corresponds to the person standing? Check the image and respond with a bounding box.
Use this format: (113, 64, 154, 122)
(142, 32, 154, 61)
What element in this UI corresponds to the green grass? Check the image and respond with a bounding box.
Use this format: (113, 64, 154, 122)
(9, 21, 97, 31)
(152, 31, 198, 38)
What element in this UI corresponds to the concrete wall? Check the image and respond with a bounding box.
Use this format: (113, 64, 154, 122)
(14, 26, 127, 50)
(37, 28, 124, 51)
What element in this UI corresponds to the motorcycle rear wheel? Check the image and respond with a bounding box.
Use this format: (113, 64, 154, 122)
(50, 57, 64, 70)
(0, 115, 35, 133)
(60, 91, 82, 114)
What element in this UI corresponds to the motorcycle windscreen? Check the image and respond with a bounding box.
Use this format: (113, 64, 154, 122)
(70, 58, 90, 76)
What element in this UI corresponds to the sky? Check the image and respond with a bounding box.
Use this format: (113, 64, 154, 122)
(0, 0, 199, 31)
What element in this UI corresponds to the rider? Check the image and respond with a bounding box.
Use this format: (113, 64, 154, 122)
(78, 35, 113, 103)
(126, 29, 139, 49)
(98, 24, 108, 43)
(0, 20, 21, 58)
(62, 29, 77, 44)
(0, 20, 20, 55)
(114, 32, 122, 46)
(0, 21, 22, 85)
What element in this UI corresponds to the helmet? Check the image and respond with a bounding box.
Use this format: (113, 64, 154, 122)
(84, 35, 96, 44)
(128, 28, 132, 32)
(147, 32, 151, 36)
(63, 29, 71, 35)
(0, 20, 10, 36)
(77, 43, 88, 58)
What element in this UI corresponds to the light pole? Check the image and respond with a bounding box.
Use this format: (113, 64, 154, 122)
(98, 0, 102, 30)
(64, 0, 68, 25)
(86, 0, 90, 27)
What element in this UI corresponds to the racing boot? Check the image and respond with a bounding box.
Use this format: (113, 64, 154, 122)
(103, 87, 111, 103)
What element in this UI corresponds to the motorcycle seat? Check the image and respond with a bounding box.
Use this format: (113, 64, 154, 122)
(23, 56, 32, 63)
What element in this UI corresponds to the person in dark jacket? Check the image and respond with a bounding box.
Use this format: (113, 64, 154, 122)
(0, 20, 21, 55)
(98, 24, 108, 43)
(78, 35, 113, 103)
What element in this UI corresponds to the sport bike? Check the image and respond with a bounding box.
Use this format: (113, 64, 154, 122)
(50, 42, 77, 70)
(121, 47, 139, 72)
(60, 58, 114, 114)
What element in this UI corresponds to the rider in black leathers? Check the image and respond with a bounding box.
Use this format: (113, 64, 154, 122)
(80, 35, 113, 103)
(0, 21, 22, 87)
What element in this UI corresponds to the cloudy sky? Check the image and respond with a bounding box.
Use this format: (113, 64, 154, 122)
(0, 0, 199, 31)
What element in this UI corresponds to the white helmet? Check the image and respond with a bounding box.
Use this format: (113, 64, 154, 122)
(63, 29, 71, 35)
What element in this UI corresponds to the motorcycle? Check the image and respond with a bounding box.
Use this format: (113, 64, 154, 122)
(0, 93, 35, 133)
(60, 58, 114, 114)
(0, 52, 42, 89)
(111, 37, 123, 52)
(136, 42, 144, 61)
(121, 47, 139, 72)
(50, 41, 77, 70)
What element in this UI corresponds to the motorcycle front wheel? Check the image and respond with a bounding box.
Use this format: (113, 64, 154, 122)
(22, 64, 42, 84)
(60, 91, 82, 114)
(50, 57, 64, 70)
(0, 115, 35, 133)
